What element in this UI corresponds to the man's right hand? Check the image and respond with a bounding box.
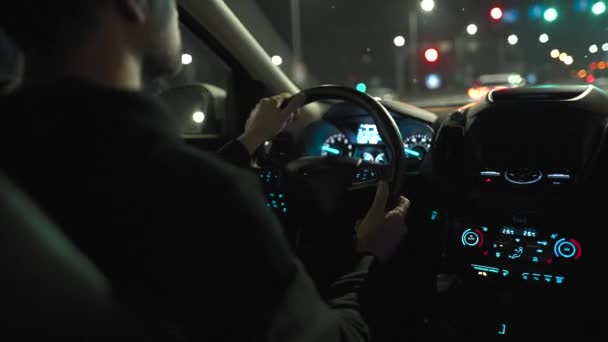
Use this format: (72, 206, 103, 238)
(355, 181, 410, 263)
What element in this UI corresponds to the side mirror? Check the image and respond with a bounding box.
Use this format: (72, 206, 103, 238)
(158, 83, 226, 135)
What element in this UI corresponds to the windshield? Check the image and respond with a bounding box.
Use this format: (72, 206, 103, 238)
(226, 0, 608, 107)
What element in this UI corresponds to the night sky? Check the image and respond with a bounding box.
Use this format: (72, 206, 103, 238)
(246, 0, 608, 94)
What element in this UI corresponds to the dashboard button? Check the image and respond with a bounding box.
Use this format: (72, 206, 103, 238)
(553, 238, 581, 259)
(461, 229, 482, 247)
(353, 168, 378, 184)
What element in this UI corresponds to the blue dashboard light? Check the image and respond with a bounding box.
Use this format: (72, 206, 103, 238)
(321, 145, 341, 155)
(498, 323, 507, 335)
(430, 210, 439, 221)
(404, 148, 421, 157)
(532, 256, 539, 263)
(554, 238, 577, 258)
(555, 276, 565, 284)
(462, 229, 481, 247)
(471, 264, 499, 273)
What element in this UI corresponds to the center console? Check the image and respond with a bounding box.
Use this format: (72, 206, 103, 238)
(430, 86, 607, 339)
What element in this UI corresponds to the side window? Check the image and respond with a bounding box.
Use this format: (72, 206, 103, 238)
(146, 24, 232, 135)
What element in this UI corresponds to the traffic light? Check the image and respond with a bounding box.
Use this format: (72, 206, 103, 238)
(543, 8, 558, 21)
(424, 48, 439, 63)
(592, 2, 606, 15)
(490, 7, 503, 20)
(356, 82, 367, 92)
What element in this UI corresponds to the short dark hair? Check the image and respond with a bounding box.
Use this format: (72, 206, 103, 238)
(1, 1, 103, 54)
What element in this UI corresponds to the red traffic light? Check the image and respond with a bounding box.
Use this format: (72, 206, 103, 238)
(490, 7, 503, 20)
(424, 48, 439, 63)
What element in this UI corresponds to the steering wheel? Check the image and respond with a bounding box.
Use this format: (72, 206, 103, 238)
(277, 85, 408, 285)
(285, 85, 407, 205)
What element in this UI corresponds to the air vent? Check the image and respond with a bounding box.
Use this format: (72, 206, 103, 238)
(488, 85, 591, 102)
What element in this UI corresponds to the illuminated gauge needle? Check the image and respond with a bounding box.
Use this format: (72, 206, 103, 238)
(404, 148, 421, 157)
(322, 146, 341, 155)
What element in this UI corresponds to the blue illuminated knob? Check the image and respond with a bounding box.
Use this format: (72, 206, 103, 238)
(553, 238, 582, 260)
(461, 229, 483, 247)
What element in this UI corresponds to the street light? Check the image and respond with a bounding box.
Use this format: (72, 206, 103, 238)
(192, 111, 205, 124)
(271, 55, 283, 66)
(559, 52, 567, 61)
(550, 49, 560, 58)
(564, 56, 574, 65)
(539, 33, 549, 43)
(589, 44, 599, 53)
(466, 24, 478, 35)
(181, 53, 193, 65)
(507, 34, 519, 45)
(393, 36, 406, 47)
(420, 0, 435, 12)
(602, 43, 608, 51)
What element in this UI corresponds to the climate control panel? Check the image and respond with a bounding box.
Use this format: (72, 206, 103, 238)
(453, 224, 582, 286)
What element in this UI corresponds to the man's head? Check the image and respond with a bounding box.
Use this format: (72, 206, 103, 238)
(0, 0, 182, 86)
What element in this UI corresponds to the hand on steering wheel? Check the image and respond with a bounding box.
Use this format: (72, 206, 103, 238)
(356, 181, 410, 263)
(238, 93, 306, 155)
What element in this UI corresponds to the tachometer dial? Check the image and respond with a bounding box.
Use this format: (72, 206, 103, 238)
(403, 132, 432, 159)
(321, 133, 353, 157)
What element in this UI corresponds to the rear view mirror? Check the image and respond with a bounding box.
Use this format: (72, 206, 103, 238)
(158, 83, 226, 135)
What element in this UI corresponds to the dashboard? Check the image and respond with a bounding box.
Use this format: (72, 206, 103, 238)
(255, 88, 608, 338)
(255, 87, 608, 339)
(300, 102, 435, 168)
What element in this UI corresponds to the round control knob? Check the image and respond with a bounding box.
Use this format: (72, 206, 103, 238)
(553, 238, 582, 260)
(461, 229, 483, 247)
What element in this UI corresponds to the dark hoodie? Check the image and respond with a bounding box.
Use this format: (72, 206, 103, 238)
(1, 79, 375, 341)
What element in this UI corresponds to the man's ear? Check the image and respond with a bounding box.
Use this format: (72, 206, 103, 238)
(114, 0, 148, 23)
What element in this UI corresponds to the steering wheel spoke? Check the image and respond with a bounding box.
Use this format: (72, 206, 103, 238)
(350, 161, 390, 190)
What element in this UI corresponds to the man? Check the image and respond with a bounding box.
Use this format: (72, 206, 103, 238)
(0, 1, 409, 341)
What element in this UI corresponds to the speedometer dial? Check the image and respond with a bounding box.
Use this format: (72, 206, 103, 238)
(403, 132, 432, 159)
(321, 133, 353, 157)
